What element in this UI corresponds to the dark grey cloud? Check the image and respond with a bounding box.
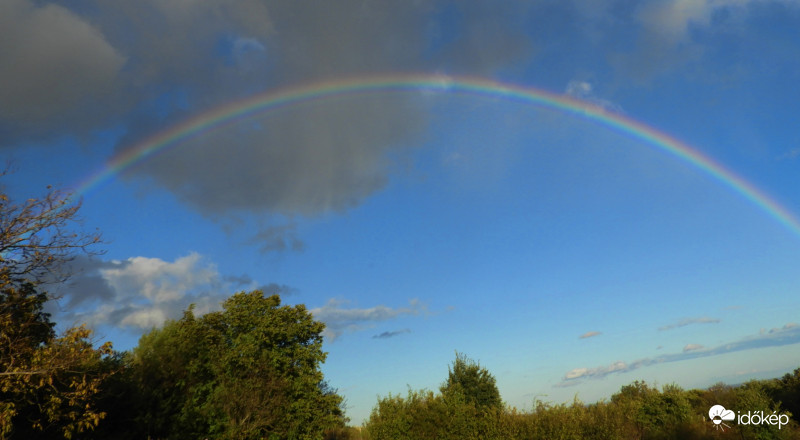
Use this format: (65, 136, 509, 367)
(2, 0, 537, 227)
(111, 0, 535, 220)
(126, 94, 425, 218)
(248, 223, 306, 254)
(559, 323, 800, 386)
(51, 256, 131, 308)
(223, 275, 297, 296)
(373, 329, 411, 340)
(258, 282, 298, 297)
(658, 316, 720, 331)
(0, 0, 126, 143)
(223, 273, 257, 287)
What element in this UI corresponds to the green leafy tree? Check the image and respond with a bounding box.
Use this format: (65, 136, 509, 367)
(440, 352, 502, 410)
(365, 388, 507, 440)
(733, 381, 793, 440)
(768, 368, 800, 424)
(366, 354, 507, 440)
(131, 290, 346, 440)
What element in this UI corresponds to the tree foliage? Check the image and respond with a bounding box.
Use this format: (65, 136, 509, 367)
(366, 355, 800, 440)
(440, 352, 502, 410)
(129, 290, 346, 440)
(0, 178, 111, 439)
(0, 282, 113, 439)
(768, 367, 800, 425)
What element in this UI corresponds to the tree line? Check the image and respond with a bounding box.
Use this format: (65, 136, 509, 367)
(362, 355, 800, 440)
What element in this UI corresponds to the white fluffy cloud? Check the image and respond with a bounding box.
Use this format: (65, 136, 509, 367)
(100, 254, 218, 303)
(55, 253, 259, 330)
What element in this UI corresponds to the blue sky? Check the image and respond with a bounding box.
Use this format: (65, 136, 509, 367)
(2, 0, 800, 424)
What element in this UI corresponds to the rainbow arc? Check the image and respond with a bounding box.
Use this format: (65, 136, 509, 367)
(73, 74, 800, 238)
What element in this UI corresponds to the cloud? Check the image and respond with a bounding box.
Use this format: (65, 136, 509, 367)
(373, 329, 411, 339)
(683, 343, 704, 352)
(778, 148, 800, 160)
(100, 253, 218, 303)
(564, 80, 622, 113)
(579, 331, 602, 339)
(2, 1, 539, 225)
(558, 323, 800, 386)
(562, 361, 628, 382)
(636, 0, 721, 44)
(0, 0, 126, 142)
(310, 298, 424, 342)
(566, 80, 593, 98)
(658, 316, 720, 331)
(49, 253, 267, 330)
(768, 323, 798, 333)
(258, 282, 298, 297)
(614, 0, 799, 81)
(248, 223, 306, 254)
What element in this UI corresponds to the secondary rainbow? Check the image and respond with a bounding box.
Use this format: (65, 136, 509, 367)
(75, 73, 800, 238)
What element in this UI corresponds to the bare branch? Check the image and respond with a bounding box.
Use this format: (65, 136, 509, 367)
(0, 171, 103, 287)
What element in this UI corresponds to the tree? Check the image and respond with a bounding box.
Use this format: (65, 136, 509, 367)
(0, 175, 101, 286)
(0, 282, 113, 439)
(366, 354, 508, 440)
(130, 290, 346, 440)
(768, 368, 800, 424)
(0, 177, 111, 438)
(440, 352, 502, 410)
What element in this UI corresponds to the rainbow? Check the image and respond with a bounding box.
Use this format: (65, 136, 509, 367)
(74, 73, 800, 238)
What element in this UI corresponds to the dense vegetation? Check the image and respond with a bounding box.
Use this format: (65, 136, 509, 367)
(2, 179, 799, 439)
(363, 356, 800, 440)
